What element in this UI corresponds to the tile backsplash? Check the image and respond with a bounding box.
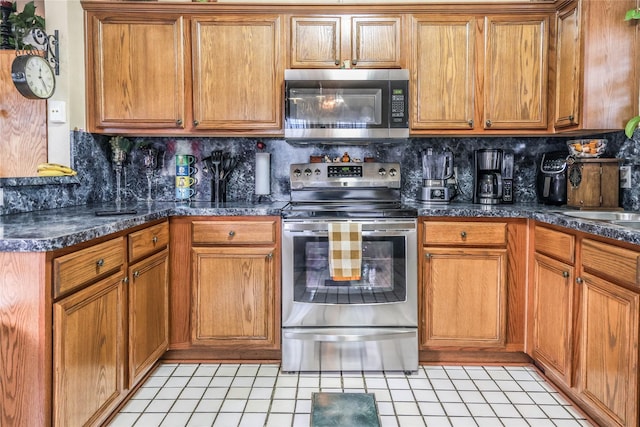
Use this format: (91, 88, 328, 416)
(1, 129, 638, 215)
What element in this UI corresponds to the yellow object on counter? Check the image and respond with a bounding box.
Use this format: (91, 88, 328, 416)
(36, 163, 78, 176)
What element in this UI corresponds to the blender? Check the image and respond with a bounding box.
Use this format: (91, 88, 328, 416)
(419, 148, 454, 203)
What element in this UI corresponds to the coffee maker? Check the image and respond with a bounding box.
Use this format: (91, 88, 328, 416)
(473, 149, 513, 204)
(419, 148, 454, 204)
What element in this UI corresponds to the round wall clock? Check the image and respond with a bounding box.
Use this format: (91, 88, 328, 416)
(11, 54, 56, 99)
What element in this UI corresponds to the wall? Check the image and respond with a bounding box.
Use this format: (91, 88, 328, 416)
(2, 130, 637, 215)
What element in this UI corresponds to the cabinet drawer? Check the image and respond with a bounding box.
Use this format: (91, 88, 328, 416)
(192, 220, 276, 245)
(53, 237, 125, 297)
(582, 239, 640, 289)
(534, 225, 575, 264)
(423, 221, 507, 245)
(128, 221, 169, 262)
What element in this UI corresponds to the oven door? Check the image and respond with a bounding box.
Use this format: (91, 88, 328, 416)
(282, 218, 417, 328)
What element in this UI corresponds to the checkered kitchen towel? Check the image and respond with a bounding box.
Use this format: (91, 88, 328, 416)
(328, 222, 362, 281)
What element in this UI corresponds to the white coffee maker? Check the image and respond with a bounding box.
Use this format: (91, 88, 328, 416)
(419, 148, 454, 203)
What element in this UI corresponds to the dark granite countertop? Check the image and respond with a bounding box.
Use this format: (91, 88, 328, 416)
(1, 200, 639, 252)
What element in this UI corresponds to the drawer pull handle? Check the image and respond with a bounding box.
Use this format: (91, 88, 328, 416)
(460, 231, 467, 239)
(152, 236, 158, 244)
(96, 258, 104, 267)
(229, 231, 235, 237)
(562, 271, 569, 278)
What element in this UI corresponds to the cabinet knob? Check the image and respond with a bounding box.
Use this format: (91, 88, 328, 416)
(576, 277, 584, 284)
(335, 59, 340, 66)
(193, 120, 199, 127)
(152, 236, 158, 244)
(133, 270, 140, 278)
(267, 252, 273, 259)
(468, 119, 474, 128)
(229, 230, 235, 237)
(562, 271, 569, 278)
(460, 231, 467, 239)
(352, 59, 358, 65)
(176, 119, 183, 126)
(123, 277, 129, 284)
(485, 119, 492, 128)
(568, 115, 574, 122)
(96, 258, 104, 267)
(425, 253, 431, 259)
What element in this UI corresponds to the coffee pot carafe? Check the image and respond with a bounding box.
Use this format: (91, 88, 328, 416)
(473, 149, 511, 205)
(419, 148, 454, 203)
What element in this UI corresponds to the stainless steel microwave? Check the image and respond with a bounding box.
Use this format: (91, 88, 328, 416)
(284, 69, 409, 142)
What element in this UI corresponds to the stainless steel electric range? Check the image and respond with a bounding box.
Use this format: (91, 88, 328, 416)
(281, 162, 418, 373)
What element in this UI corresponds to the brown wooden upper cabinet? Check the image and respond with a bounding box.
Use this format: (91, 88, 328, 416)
(553, 0, 637, 132)
(84, 8, 283, 135)
(289, 15, 404, 69)
(411, 14, 549, 134)
(85, 13, 187, 132)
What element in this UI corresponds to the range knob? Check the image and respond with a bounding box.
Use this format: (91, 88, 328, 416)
(389, 168, 397, 177)
(293, 168, 301, 177)
(378, 168, 386, 176)
(314, 168, 321, 175)
(304, 168, 312, 176)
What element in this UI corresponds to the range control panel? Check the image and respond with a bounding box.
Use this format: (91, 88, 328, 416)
(290, 162, 401, 189)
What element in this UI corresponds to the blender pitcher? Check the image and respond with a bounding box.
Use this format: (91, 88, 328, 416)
(420, 149, 454, 203)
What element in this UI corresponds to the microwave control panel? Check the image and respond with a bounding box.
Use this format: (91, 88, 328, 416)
(389, 83, 408, 127)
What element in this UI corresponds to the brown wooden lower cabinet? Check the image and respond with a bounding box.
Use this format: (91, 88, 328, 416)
(128, 248, 169, 387)
(529, 225, 640, 427)
(53, 273, 126, 427)
(167, 216, 281, 361)
(419, 218, 528, 363)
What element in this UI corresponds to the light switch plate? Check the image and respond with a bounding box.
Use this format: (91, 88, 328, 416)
(48, 100, 66, 123)
(620, 165, 632, 188)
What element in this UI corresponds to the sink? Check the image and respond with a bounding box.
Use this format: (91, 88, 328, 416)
(559, 211, 640, 221)
(610, 220, 640, 230)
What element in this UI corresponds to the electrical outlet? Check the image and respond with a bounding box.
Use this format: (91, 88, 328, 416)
(48, 100, 66, 123)
(620, 165, 632, 189)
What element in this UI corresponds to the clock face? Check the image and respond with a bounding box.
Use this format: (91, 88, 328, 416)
(11, 55, 56, 99)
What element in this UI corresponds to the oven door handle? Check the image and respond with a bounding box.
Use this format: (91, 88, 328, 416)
(283, 328, 416, 343)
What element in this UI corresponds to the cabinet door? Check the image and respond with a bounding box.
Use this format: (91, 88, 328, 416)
(192, 15, 283, 130)
(411, 16, 476, 130)
(578, 272, 639, 427)
(86, 14, 185, 131)
(554, 1, 581, 129)
(422, 247, 507, 348)
(351, 16, 403, 68)
(531, 253, 574, 386)
(53, 274, 125, 427)
(192, 246, 278, 349)
(128, 249, 169, 387)
(290, 16, 342, 68)
(0, 50, 47, 177)
(484, 15, 548, 130)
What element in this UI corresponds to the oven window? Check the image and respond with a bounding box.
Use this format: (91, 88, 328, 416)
(292, 235, 406, 304)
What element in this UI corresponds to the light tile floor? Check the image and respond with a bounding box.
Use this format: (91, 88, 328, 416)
(108, 363, 594, 427)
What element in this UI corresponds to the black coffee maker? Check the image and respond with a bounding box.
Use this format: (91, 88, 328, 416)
(473, 149, 513, 204)
(536, 151, 568, 205)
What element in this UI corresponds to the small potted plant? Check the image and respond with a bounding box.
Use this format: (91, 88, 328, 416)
(624, 8, 640, 137)
(0, 1, 44, 50)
